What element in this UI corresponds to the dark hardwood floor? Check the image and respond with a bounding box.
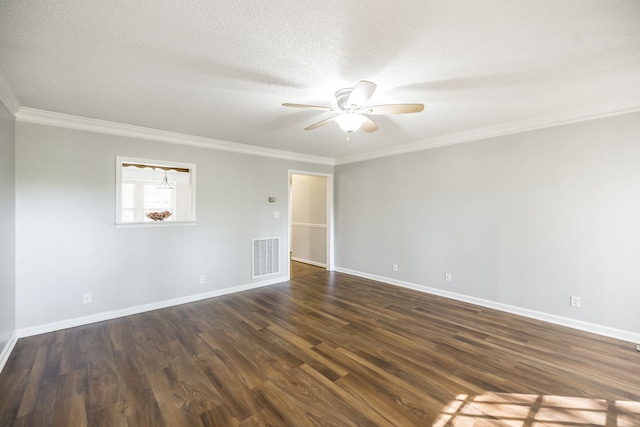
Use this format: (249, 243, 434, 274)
(1, 262, 639, 426)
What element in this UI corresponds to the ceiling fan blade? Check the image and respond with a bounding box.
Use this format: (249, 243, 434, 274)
(304, 116, 336, 130)
(282, 103, 334, 112)
(365, 103, 424, 115)
(361, 117, 378, 133)
(347, 80, 377, 107)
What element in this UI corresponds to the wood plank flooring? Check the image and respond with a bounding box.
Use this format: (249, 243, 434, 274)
(1, 262, 639, 426)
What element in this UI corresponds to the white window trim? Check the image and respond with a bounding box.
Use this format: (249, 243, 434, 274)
(115, 156, 197, 227)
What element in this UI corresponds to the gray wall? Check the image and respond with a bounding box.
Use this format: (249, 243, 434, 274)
(15, 122, 331, 330)
(11, 110, 640, 337)
(0, 102, 16, 352)
(335, 111, 640, 335)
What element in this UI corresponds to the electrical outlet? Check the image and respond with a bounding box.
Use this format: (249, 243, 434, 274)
(445, 273, 452, 282)
(392, 264, 398, 272)
(199, 275, 206, 284)
(636, 344, 640, 352)
(570, 296, 581, 308)
(83, 293, 92, 304)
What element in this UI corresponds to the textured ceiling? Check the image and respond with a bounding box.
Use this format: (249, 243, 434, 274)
(1, 0, 639, 163)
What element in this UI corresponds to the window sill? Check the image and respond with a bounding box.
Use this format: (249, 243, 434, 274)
(115, 220, 198, 229)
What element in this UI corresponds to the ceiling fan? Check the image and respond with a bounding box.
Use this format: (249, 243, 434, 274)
(283, 80, 424, 138)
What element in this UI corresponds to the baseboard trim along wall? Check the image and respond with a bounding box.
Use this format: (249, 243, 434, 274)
(12, 267, 639, 357)
(17, 276, 288, 338)
(0, 332, 18, 374)
(290, 257, 326, 268)
(334, 267, 640, 345)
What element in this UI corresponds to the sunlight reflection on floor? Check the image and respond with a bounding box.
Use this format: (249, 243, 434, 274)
(433, 392, 640, 426)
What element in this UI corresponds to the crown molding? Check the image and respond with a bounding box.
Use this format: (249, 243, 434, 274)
(13, 102, 640, 167)
(15, 107, 335, 166)
(0, 72, 20, 117)
(335, 104, 640, 165)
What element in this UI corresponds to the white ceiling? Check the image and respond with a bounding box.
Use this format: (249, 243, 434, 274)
(1, 1, 639, 164)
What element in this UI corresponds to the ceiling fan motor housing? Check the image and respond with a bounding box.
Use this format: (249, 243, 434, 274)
(335, 87, 355, 111)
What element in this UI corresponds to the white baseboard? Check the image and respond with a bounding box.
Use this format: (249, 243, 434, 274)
(17, 276, 288, 338)
(14, 267, 639, 348)
(291, 257, 326, 268)
(0, 331, 18, 374)
(334, 267, 640, 345)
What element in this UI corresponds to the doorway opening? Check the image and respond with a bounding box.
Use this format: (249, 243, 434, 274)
(288, 171, 333, 278)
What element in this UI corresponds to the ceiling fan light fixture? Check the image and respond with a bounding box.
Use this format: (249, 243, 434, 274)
(283, 80, 423, 135)
(334, 113, 367, 133)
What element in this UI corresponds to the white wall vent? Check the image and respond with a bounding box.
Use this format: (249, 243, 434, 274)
(252, 238, 280, 278)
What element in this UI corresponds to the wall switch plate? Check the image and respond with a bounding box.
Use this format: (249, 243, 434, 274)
(392, 264, 398, 272)
(199, 275, 205, 284)
(445, 273, 452, 282)
(570, 296, 581, 308)
(83, 293, 92, 304)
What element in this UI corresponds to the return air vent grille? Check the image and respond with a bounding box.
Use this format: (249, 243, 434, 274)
(252, 238, 280, 278)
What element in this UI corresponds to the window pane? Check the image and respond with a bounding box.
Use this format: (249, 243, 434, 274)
(121, 208, 136, 222)
(143, 184, 176, 221)
(121, 183, 136, 209)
